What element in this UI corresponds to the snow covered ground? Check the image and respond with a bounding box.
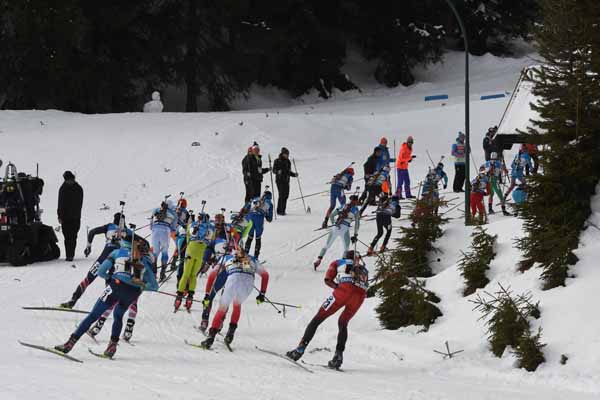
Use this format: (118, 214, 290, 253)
(1, 51, 598, 400)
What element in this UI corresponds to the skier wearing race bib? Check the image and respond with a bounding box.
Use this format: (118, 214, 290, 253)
(322, 167, 354, 229)
(367, 193, 401, 255)
(151, 199, 178, 281)
(484, 152, 510, 216)
(470, 167, 489, 224)
(287, 250, 368, 369)
(244, 191, 274, 259)
(200, 247, 269, 349)
(359, 165, 390, 216)
(504, 146, 532, 199)
(60, 212, 132, 309)
(174, 213, 214, 312)
(55, 240, 158, 358)
(314, 195, 360, 270)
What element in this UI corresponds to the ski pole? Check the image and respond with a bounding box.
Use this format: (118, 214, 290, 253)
(254, 286, 282, 314)
(295, 231, 329, 251)
(268, 154, 277, 220)
(426, 150, 436, 167)
(133, 222, 152, 231)
(292, 158, 307, 213)
(155, 290, 204, 303)
(290, 189, 329, 202)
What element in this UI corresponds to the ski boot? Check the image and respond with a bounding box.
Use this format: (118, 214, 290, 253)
(88, 317, 106, 338)
(159, 265, 167, 282)
(55, 334, 78, 354)
(200, 328, 218, 349)
(501, 206, 511, 216)
(122, 318, 135, 342)
(185, 293, 194, 312)
(328, 350, 343, 369)
(286, 344, 306, 361)
(198, 319, 209, 335)
(224, 323, 237, 346)
(59, 299, 76, 309)
(367, 246, 374, 256)
(321, 218, 328, 230)
(104, 338, 118, 358)
(313, 256, 323, 270)
(488, 204, 495, 214)
(379, 245, 387, 254)
(174, 292, 183, 312)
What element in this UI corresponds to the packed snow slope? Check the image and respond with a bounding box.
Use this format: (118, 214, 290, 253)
(1, 52, 598, 400)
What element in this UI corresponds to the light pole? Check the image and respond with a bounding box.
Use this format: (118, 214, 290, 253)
(444, 0, 470, 225)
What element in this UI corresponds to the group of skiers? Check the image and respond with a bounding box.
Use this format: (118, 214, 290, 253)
(40, 129, 537, 368)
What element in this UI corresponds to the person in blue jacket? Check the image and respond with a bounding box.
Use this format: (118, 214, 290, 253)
(151, 199, 178, 281)
(375, 137, 395, 171)
(322, 167, 354, 229)
(59, 212, 133, 309)
(54, 239, 158, 358)
(244, 191, 274, 259)
(504, 146, 532, 199)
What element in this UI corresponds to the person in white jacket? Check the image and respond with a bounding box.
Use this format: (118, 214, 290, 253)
(143, 91, 164, 113)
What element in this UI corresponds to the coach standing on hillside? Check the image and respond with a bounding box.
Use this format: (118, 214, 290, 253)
(273, 147, 298, 216)
(58, 171, 83, 261)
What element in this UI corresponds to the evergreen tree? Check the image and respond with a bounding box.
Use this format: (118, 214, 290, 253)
(459, 226, 497, 296)
(516, 0, 600, 289)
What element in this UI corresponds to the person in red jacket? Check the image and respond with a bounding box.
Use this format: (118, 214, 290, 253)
(395, 136, 416, 199)
(286, 250, 368, 369)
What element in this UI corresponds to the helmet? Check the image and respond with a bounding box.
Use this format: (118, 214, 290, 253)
(490, 152, 498, 160)
(349, 194, 359, 204)
(263, 190, 272, 200)
(113, 212, 125, 225)
(346, 167, 354, 175)
(251, 197, 261, 207)
(178, 198, 187, 208)
(214, 213, 225, 223)
(344, 250, 355, 260)
(380, 137, 388, 145)
(200, 213, 210, 223)
(407, 135, 414, 144)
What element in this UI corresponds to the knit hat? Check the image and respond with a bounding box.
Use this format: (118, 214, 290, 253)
(63, 170, 75, 180)
(281, 147, 289, 155)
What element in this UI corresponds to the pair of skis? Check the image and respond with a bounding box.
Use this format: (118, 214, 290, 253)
(18, 341, 114, 363)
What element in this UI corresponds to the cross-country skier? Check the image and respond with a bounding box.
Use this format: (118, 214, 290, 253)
(314, 194, 360, 269)
(174, 213, 214, 312)
(451, 132, 466, 192)
(504, 146, 531, 199)
(54, 240, 158, 358)
(151, 199, 178, 281)
(244, 191, 274, 259)
(287, 250, 368, 369)
(200, 247, 269, 349)
(359, 166, 390, 216)
(395, 136, 416, 199)
(273, 147, 298, 216)
(359, 147, 381, 203)
(484, 152, 510, 216)
(59, 213, 131, 309)
(470, 167, 489, 224)
(172, 198, 191, 274)
(375, 137, 395, 171)
(321, 166, 354, 229)
(421, 163, 448, 202)
(367, 193, 400, 255)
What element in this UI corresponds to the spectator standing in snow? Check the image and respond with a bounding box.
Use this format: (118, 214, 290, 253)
(451, 131, 466, 192)
(483, 126, 498, 161)
(395, 136, 416, 199)
(273, 147, 297, 216)
(143, 91, 164, 113)
(242, 143, 270, 203)
(57, 171, 83, 261)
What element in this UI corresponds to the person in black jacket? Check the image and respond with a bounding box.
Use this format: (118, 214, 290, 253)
(359, 147, 381, 204)
(57, 171, 83, 261)
(483, 126, 498, 161)
(273, 147, 298, 215)
(242, 144, 269, 202)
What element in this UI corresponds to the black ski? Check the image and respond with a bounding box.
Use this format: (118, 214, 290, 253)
(255, 346, 313, 373)
(23, 306, 89, 314)
(19, 341, 83, 363)
(88, 348, 113, 360)
(301, 360, 344, 372)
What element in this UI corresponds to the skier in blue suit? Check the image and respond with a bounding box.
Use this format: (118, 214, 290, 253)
(244, 191, 273, 259)
(54, 240, 158, 358)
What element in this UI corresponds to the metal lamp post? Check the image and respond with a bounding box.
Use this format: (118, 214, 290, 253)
(444, 0, 470, 225)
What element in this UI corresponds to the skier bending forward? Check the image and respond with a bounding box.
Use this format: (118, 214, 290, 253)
(54, 240, 158, 358)
(287, 250, 368, 369)
(201, 247, 269, 349)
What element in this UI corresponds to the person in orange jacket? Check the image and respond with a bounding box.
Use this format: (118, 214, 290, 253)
(395, 136, 416, 199)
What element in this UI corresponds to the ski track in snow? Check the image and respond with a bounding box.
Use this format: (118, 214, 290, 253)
(1, 52, 599, 400)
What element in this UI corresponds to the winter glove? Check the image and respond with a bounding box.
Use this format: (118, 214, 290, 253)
(412, 155, 417, 159)
(202, 294, 211, 308)
(256, 293, 266, 305)
(84, 244, 92, 258)
(350, 235, 358, 244)
(131, 277, 146, 290)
